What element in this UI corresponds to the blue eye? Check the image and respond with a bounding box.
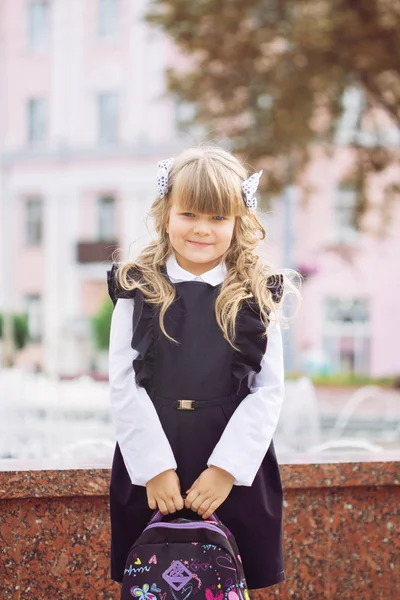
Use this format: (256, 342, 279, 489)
(183, 212, 195, 217)
(213, 215, 226, 221)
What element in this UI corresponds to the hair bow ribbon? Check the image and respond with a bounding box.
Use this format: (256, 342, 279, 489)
(157, 157, 174, 198)
(242, 170, 263, 209)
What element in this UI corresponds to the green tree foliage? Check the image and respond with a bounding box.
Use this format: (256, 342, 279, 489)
(147, 0, 400, 220)
(92, 298, 113, 351)
(0, 314, 29, 349)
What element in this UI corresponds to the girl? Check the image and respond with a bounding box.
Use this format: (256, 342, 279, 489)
(107, 146, 299, 591)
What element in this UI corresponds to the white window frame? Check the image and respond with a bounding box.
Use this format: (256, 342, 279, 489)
(28, 98, 47, 145)
(24, 294, 43, 343)
(98, 0, 119, 38)
(97, 92, 119, 144)
(27, 1, 50, 51)
(332, 186, 359, 244)
(98, 195, 116, 241)
(322, 297, 370, 375)
(25, 197, 43, 246)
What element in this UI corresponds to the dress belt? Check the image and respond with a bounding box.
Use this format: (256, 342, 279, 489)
(152, 394, 240, 411)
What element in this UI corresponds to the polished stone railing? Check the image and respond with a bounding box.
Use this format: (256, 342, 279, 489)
(0, 454, 399, 599)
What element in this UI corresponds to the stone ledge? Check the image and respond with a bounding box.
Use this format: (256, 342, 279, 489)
(1, 453, 399, 499)
(1, 456, 399, 599)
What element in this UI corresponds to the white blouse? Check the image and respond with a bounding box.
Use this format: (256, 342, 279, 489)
(108, 255, 285, 488)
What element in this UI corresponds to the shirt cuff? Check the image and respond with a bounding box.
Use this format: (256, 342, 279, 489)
(127, 455, 178, 487)
(207, 456, 254, 487)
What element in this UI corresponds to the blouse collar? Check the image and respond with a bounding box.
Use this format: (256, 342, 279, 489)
(166, 254, 227, 286)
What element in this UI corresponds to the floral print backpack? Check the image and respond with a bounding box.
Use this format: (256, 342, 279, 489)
(120, 512, 250, 600)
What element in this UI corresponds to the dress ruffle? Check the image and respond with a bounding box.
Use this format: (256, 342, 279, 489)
(106, 263, 137, 306)
(267, 273, 284, 304)
(106, 262, 154, 388)
(131, 288, 155, 390)
(232, 302, 267, 396)
(232, 273, 284, 396)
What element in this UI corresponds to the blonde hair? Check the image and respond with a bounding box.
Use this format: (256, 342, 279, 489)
(116, 145, 301, 347)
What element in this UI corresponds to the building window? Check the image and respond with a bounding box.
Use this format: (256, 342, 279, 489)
(335, 86, 365, 146)
(322, 297, 370, 375)
(25, 197, 43, 246)
(28, 98, 47, 144)
(27, 1, 50, 50)
(98, 92, 119, 144)
(98, 195, 116, 241)
(333, 186, 358, 244)
(24, 295, 43, 343)
(98, 0, 119, 37)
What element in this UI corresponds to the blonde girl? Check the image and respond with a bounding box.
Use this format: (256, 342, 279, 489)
(107, 146, 299, 591)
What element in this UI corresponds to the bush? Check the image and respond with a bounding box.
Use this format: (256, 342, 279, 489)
(92, 297, 113, 351)
(0, 313, 29, 349)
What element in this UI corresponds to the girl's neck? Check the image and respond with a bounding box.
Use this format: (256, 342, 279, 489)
(174, 252, 222, 276)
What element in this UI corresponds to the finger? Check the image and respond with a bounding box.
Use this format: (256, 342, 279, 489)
(191, 493, 206, 513)
(157, 498, 168, 516)
(185, 490, 199, 510)
(147, 495, 157, 511)
(197, 496, 213, 516)
(185, 489, 198, 508)
(166, 497, 176, 514)
(202, 499, 221, 520)
(174, 495, 185, 511)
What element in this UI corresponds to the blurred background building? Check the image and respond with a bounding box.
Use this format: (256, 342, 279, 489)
(0, 0, 185, 376)
(0, 0, 399, 384)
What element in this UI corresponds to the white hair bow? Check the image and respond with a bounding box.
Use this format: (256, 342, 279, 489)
(157, 157, 174, 198)
(242, 170, 263, 209)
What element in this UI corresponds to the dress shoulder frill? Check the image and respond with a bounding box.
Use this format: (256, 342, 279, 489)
(232, 273, 284, 396)
(107, 262, 138, 306)
(106, 263, 154, 388)
(266, 273, 284, 304)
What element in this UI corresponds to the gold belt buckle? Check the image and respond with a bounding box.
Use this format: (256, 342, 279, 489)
(178, 399, 195, 410)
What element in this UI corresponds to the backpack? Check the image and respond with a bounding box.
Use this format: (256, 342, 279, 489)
(120, 512, 249, 600)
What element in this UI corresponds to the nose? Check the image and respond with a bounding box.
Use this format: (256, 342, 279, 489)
(193, 221, 211, 236)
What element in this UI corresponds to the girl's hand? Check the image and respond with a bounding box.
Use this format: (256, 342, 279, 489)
(185, 466, 234, 520)
(146, 469, 184, 515)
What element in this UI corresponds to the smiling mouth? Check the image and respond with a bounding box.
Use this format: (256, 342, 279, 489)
(188, 240, 212, 247)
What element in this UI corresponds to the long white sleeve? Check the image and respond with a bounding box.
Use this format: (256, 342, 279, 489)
(108, 298, 177, 486)
(207, 318, 284, 487)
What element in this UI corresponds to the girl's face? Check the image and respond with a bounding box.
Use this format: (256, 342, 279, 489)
(166, 198, 236, 275)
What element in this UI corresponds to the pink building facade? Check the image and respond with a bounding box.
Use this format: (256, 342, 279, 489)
(0, 0, 398, 379)
(292, 148, 399, 378)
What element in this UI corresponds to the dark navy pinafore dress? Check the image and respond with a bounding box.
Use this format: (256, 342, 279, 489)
(107, 265, 285, 590)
